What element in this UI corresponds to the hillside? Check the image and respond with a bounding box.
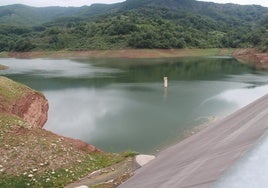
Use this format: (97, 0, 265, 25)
(1, 0, 266, 27)
(0, 76, 126, 187)
(0, 0, 267, 51)
(0, 4, 83, 26)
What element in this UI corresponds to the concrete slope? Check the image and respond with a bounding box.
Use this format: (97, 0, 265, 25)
(120, 94, 268, 188)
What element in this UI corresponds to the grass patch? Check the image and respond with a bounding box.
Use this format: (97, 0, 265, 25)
(0, 114, 29, 141)
(0, 52, 8, 58)
(217, 48, 235, 56)
(0, 76, 33, 103)
(0, 153, 123, 188)
(122, 150, 140, 158)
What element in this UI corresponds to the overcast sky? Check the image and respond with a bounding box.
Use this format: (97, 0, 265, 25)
(0, 0, 267, 7)
(200, 0, 268, 7)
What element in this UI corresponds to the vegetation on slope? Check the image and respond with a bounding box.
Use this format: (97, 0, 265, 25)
(0, 0, 267, 52)
(0, 4, 83, 26)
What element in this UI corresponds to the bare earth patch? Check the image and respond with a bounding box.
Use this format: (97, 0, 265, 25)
(233, 48, 268, 69)
(6, 48, 234, 59)
(0, 65, 8, 70)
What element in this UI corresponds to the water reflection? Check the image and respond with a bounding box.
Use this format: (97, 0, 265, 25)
(45, 88, 126, 139)
(0, 57, 268, 153)
(214, 85, 268, 108)
(163, 87, 168, 101)
(0, 58, 120, 78)
(78, 57, 255, 83)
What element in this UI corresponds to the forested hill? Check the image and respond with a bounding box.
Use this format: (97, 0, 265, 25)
(0, 0, 267, 52)
(0, 4, 122, 26)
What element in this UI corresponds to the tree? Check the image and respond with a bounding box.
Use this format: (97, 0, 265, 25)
(13, 39, 35, 52)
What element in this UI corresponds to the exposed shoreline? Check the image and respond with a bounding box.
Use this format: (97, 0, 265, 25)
(232, 48, 268, 69)
(0, 65, 8, 70)
(2, 48, 267, 70)
(1, 48, 234, 59)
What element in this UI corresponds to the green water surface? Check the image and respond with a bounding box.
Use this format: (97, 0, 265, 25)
(1, 57, 268, 153)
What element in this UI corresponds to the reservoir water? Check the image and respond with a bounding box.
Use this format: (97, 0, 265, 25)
(0, 57, 268, 153)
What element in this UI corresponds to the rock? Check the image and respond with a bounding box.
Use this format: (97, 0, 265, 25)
(135, 155, 155, 166)
(28, 174, 34, 178)
(75, 186, 89, 188)
(32, 168, 38, 172)
(9, 92, 49, 128)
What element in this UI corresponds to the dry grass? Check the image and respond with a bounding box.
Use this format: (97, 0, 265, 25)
(6, 48, 235, 59)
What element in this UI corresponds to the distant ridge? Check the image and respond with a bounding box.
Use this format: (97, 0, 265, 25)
(0, 0, 267, 26)
(0, 0, 267, 51)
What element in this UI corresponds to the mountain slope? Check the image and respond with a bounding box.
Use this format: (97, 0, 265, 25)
(0, 4, 83, 26)
(0, 0, 267, 51)
(121, 0, 267, 26)
(0, 3, 123, 26)
(0, 0, 267, 27)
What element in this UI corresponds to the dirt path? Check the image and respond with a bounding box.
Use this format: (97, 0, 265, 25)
(120, 94, 268, 188)
(65, 157, 140, 188)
